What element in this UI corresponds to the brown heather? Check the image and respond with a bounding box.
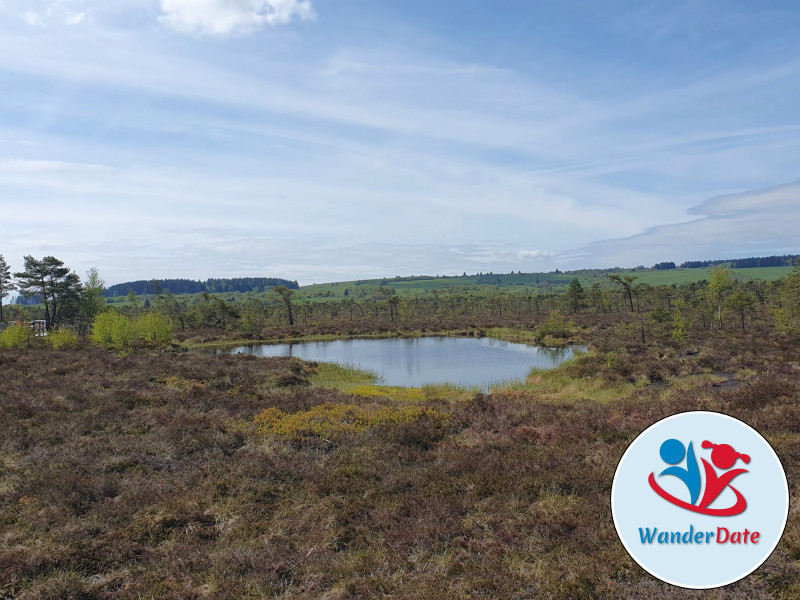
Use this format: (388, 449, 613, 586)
(1, 314, 800, 599)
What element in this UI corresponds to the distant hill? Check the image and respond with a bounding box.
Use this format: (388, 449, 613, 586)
(105, 277, 299, 297)
(298, 255, 799, 299)
(680, 254, 799, 269)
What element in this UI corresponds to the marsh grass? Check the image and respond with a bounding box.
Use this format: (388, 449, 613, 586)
(308, 361, 379, 390)
(496, 351, 636, 403)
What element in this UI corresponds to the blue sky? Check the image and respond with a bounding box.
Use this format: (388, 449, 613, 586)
(1, 0, 799, 285)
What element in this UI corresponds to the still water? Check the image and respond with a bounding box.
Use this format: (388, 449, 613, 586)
(206, 336, 581, 389)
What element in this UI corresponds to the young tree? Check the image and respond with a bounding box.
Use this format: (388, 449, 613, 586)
(774, 259, 800, 333)
(80, 267, 106, 334)
(14, 255, 82, 330)
(273, 285, 295, 325)
(609, 274, 637, 312)
(565, 278, 586, 313)
(671, 299, 692, 354)
(0, 254, 16, 322)
(152, 290, 188, 331)
(724, 290, 756, 331)
(707, 265, 733, 329)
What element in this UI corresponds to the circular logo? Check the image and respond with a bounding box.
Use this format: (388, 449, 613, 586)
(611, 411, 789, 589)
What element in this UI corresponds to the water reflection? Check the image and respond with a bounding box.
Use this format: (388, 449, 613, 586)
(204, 336, 582, 390)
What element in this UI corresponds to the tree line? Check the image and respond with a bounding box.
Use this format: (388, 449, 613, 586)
(680, 254, 799, 269)
(3, 253, 800, 349)
(106, 277, 299, 297)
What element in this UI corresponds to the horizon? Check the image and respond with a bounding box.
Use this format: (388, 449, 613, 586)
(8, 251, 800, 293)
(2, 1, 800, 283)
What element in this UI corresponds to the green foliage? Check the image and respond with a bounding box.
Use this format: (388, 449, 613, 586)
(724, 290, 756, 330)
(185, 293, 239, 329)
(135, 312, 173, 347)
(273, 285, 295, 325)
(774, 263, 800, 333)
(565, 278, 586, 313)
(14, 255, 82, 331)
(0, 323, 29, 349)
(0, 254, 16, 322)
(91, 311, 134, 349)
(91, 311, 172, 350)
(609, 274, 637, 311)
(535, 310, 572, 342)
(80, 267, 106, 330)
(707, 265, 733, 328)
(48, 328, 80, 350)
(671, 299, 691, 350)
(240, 300, 267, 337)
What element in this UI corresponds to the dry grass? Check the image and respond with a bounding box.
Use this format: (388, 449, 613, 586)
(1, 319, 799, 599)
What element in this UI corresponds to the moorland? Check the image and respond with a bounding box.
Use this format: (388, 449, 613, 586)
(1, 260, 800, 599)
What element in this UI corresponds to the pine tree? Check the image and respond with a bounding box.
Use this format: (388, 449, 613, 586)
(566, 278, 586, 313)
(15, 256, 82, 330)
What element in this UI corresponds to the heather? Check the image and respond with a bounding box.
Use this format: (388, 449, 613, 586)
(1, 313, 799, 599)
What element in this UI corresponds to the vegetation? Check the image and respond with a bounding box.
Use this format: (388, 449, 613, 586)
(91, 311, 173, 350)
(0, 322, 30, 349)
(681, 254, 799, 269)
(2, 253, 800, 597)
(47, 327, 80, 350)
(2, 307, 800, 598)
(0, 254, 15, 322)
(14, 256, 82, 331)
(106, 277, 299, 297)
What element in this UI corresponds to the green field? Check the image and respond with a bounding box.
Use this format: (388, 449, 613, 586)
(298, 265, 793, 299)
(10, 266, 792, 313)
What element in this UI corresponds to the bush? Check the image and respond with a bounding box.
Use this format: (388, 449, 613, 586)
(91, 311, 172, 350)
(49, 327, 80, 350)
(134, 312, 173, 348)
(91, 311, 134, 349)
(0, 323, 30, 349)
(536, 310, 572, 341)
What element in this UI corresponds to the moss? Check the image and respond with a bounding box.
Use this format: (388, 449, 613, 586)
(252, 402, 450, 438)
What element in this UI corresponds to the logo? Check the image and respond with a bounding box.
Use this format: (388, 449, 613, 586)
(648, 439, 750, 516)
(611, 412, 788, 589)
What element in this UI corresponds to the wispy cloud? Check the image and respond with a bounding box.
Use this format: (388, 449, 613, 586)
(578, 181, 800, 268)
(0, 1, 798, 282)
(158, 0, 315, 36)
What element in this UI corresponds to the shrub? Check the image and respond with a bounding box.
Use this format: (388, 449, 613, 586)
(48, 327, 80, 350)
(91, 311, 172, 350)
(91, 311, 133, 349)
(0, 323, 29, 349)
(134, 312, 173, 347)
(536, 310, 572, 341)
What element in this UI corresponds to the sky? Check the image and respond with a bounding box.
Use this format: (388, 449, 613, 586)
(1, 0, 799, 285)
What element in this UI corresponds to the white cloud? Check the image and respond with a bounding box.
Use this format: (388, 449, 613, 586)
(23, 11, 44, 26)
(64, 11, 86, 25)
(517, 250, 557, 261)
(577, 181, 800, 268)
(159, 0, 315, 36)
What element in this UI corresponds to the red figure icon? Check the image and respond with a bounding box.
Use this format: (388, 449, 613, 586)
(697, 441, 750, 510)
(648, 439, 750, 516)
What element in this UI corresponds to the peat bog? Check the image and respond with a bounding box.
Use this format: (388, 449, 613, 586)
(2, 315, 800, 599)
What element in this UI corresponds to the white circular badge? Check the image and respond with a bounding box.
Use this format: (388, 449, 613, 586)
(611, 411, 789, 589)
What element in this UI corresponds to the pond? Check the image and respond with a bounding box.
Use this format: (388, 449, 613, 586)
(203, 336, 583, 390)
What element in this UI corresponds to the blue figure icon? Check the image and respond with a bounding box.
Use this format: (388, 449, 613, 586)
(659, 439, 701, 505)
